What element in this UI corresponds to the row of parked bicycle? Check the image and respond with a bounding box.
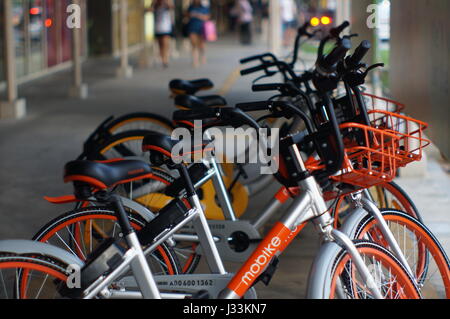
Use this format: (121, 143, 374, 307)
(0, 21, 448, 299)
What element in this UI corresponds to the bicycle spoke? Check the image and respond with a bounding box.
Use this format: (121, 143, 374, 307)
(34, 273, 50, 299)
(0, 270, 8, 299)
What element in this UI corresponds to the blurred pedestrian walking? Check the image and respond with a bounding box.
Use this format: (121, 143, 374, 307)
(185, 0, 210, 68)
(151, 0, 175, 68)
(280, 0, 298, 46)
(231, 0, 254, 45)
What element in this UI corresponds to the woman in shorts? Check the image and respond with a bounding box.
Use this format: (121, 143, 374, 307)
(185, 0, 210, 67)
(152, 0, 175, 68)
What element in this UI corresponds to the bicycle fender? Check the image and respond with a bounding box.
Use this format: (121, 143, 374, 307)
(44, 195, 155, 222)
(44, 195, 78, 204)
(306, 241, 342, 299)
(0, 240, 84, 268)
(338, 207, 369, 239)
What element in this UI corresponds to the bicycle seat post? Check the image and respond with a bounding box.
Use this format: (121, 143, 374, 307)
(176, 163, 227, 275)
(108, 194, 162, 299)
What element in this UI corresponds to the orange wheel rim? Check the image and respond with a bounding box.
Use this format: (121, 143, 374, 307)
(358, 215, 450, 298)
(0, 262, 68, 299)
(330, 246, 420, 299)
(38, 214, 175, 275)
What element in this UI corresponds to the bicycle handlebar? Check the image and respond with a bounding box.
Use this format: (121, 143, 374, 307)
(345, 40, 371, 70)
(330, 20, 350, 39)
(317, 38, 352, 75)
(240, 52, 277, 65)
(290, 22, 315, 66)
(251, 83, 284, 92)
(236, 100, 315, 134)
(240, 64, 267, 76)
(173, 107, 261, 131)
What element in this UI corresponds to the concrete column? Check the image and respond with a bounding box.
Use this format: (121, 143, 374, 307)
(0, 0, 26, 119)
(116, 0, 133, 78)
(350, 0, 380, 92)
(138, 0, 151, 68)
(268, 0, 282, 56)
(69, 0, 88, 99)
(390, 0, 450, 162)
(336, 0, 351, 25)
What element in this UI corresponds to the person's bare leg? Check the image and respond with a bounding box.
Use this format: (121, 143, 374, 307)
(157, 37, 165, 65)
(199, 38, 206, 65)
(190, 34, 200, 68)
(162, 36, 171, 67)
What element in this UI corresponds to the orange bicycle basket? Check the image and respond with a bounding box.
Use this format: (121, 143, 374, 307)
(369, 110, 431, 167)
(307, 123, 400, 189)
(362, 93, 406, 113)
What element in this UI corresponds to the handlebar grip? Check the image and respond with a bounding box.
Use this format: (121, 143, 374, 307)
(346, 40, 371, 69)
(173, 108, 261, 131)
(320, 38, 352, 73)
(240, 54, 263, 64)
(236, 101, 270, 112)
(252, 83, 283, 92)
(330, 20, 350, 38)
(241, 64, 266, 76)
(173, 108, 219, 122)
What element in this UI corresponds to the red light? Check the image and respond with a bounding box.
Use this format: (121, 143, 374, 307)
(45, 19, 52, 28)
(30, 7, 40, 15)
(321, 16, 332, 25)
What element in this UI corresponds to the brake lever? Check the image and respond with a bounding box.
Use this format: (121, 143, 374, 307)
(343, 63, 385, 87)
(363, 63, 385, 76)
(343, 33, 359, 40)
(252, 73, 277, 85)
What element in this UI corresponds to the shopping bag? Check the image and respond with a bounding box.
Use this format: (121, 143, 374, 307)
(203, 20, 218, 42)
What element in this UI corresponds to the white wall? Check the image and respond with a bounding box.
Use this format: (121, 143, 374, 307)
(390, 0, 450, 158)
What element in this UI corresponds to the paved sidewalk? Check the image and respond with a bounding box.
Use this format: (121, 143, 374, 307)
(0, 37, 448, 299)
(0, 37, 270, 238)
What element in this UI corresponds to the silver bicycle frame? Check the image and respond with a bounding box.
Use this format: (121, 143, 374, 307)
(83, 203, 227, 299)
(353, 191, 415, 279)
(219, 143, 384, 299)
(83, 232, 161, 299)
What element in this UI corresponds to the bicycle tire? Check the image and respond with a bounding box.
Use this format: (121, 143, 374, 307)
(0, 253, 70, 299)
(90, 129, 249, 218)
(106, 112, 175, 135)
(329, 240, 421, 299)
(354, 210, 450, 298)
(32, 207, 181, 277)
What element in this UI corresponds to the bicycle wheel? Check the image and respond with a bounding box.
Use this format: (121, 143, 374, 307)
(32, 207, 181, 276)
(333, 181, 421, 229)
(0, 253, 69, 299)
(329, 241, 420, 299)
(354, 210, 450, 298)
(106, 112, 174, 135)
(91, 130, 249, 218)
(84, 130, 249, 273)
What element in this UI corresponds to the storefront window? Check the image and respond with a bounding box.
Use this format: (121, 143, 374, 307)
(60, 0, 72, 62)
(127, 0, 143, 46)
(0, 0, 85, 83)
(12, 0, 26, 77)
(45, 0, 58, 67)
(29, 0, 45, 74)
(113, 0, 145, 52)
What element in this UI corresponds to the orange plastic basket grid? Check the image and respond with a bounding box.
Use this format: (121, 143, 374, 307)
(368, 110, 431, 167)
(361, 93, 406, 113)
(306, 122, 400, 189)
